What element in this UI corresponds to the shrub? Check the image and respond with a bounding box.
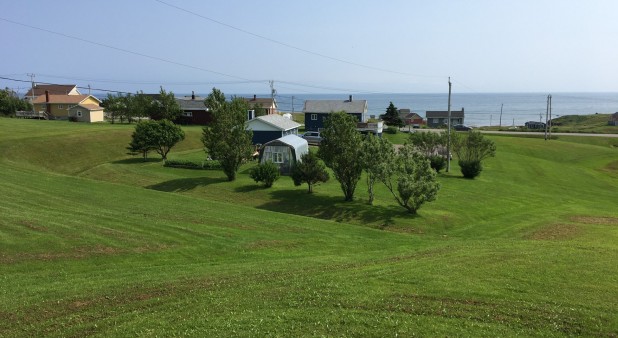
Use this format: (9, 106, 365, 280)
(201, 160, 222, 170)
(249, 161, 280, 188)
(459, 160, 483, 179)
(428, 155, 447, 172)
(385, 126, 399, 134)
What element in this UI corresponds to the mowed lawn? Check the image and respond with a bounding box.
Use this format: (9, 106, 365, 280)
(0, 118, 617, 336)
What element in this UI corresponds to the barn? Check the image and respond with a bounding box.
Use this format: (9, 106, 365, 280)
(259, 134, 309, 175)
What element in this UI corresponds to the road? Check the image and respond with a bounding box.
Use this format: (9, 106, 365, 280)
(401, 128, 618, 138)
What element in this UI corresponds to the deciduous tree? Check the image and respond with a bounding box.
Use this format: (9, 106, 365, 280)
(128, 119, 185, 161)
(202, 88, 253, 181)
(318, 111, 363, 201)
(378, 145, 440, 214)
(360, 134, 395, 204)
(0, 88, 31, 116)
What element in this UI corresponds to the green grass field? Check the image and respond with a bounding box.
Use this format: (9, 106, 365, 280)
(1, 118, 617, 336)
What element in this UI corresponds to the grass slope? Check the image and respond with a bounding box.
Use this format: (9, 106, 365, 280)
(0, 118, 617, 336)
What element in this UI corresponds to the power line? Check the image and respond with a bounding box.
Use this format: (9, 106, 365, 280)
(0, 16, 258, 82)
(154, 0, 445, 79)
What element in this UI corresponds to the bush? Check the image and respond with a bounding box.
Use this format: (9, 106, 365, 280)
(249, 161, 280, 187)
(428, 155, 447, 172)
(385, 126, 399, 134)
(68, 116, 79, 122)
(201, 160, 222, 170)
(459, 160, 483, 179)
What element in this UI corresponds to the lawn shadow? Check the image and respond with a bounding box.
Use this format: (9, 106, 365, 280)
(112, 157, 162, 165)
(147, 176, 227, 193)
(234, 184, 264, 193)
(257, 189, 404, 227)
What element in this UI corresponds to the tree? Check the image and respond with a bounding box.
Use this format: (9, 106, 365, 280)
(291, 152, 329, 193)
(202, 88, 253, 181)
(378, 145, 441, 214)
(127, 120, 157, 160)
(149, 87, 182, 121)
(451, 130, 496, 178)
(249, 161, 280, 188)
(381, 101, 404, 127)
(360, 134, 395, 205)
(317, 111, 363, 201)
(0, 88, 31, 116)
(127, 119, 185, 161)
(408, 131, 448, 172)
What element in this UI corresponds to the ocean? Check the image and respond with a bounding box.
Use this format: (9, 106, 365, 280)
(273, 92, 618, 127)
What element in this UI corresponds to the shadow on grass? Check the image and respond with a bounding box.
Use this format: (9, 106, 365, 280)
(257, 189, 405, 226)
(112, 157, 162, 164)
(147, 176, 227, 192)
(235, 184, 264, 193)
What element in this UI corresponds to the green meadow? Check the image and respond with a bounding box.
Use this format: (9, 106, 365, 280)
(0, 118, 617, 337)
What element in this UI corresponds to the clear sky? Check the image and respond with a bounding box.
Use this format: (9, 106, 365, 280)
(2, 0, 617, 96)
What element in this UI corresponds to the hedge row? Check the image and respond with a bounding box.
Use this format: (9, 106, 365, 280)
(163, 159, 222, 170)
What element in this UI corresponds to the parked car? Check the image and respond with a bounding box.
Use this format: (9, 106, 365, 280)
(453, 124, 472, 131)
(301, 131, 322, 145)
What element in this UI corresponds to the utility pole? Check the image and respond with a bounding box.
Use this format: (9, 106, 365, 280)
(544, 94, 550, 140)
(269, 80, 276, 101)
(548, 94, 552, 140)
(490, 115, 493, 126)
(88, 84, 91, 95)
(446, 77, 452, 173)
(27, 73, 36, 114)
(291, 95, 295, 113)
(499, 103, 503, 127)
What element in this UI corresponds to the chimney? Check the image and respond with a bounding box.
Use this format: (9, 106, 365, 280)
(45, 90, 51, 114)
(192, 91, 195, 100)
(253, 94, 257, 101)
(349, 95, 352, 102)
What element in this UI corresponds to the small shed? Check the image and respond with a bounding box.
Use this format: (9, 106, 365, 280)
(609, 112, 618, 126)
(260, 134, 309, 174)
(246, 114, 301, 145)
(68, 104, 104, 123)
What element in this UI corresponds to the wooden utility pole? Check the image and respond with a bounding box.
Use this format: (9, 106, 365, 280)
(291, 95, 295, 113)
(446, 77, 452, 173)
(548, 95, 552, 139)
(499, 103, 503, 127)
(544, 94, 550, 140)
(27, 73, 35, 114)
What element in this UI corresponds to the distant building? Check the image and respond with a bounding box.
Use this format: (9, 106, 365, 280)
(609, 112, 618, 126)
(32, 91, 103, 122)
(303, 95, 367, 132)
(244, 95, 277, 116)
(24, 84, 81, 104)
(246, 114, 301, 145)
(399, 109, 425, 127)
(259, 135, 309, 175)
(176, 92, 211, 125)
(426, 108, 464, 128)
(525, 121, 546, 129)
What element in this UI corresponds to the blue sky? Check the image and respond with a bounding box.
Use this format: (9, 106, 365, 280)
(2, 0, 617, 95)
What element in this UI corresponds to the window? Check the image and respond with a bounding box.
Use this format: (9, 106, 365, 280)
(183, 112, 193, 117)
(311, 114, 317, 121)
(58, 105, 63, 109)
(272, 152, 283, 163)
(76, 111, 82, 117)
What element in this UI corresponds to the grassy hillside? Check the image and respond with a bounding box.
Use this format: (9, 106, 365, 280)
(0, 118, 617, 336)
(550, 113, 617, 133)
